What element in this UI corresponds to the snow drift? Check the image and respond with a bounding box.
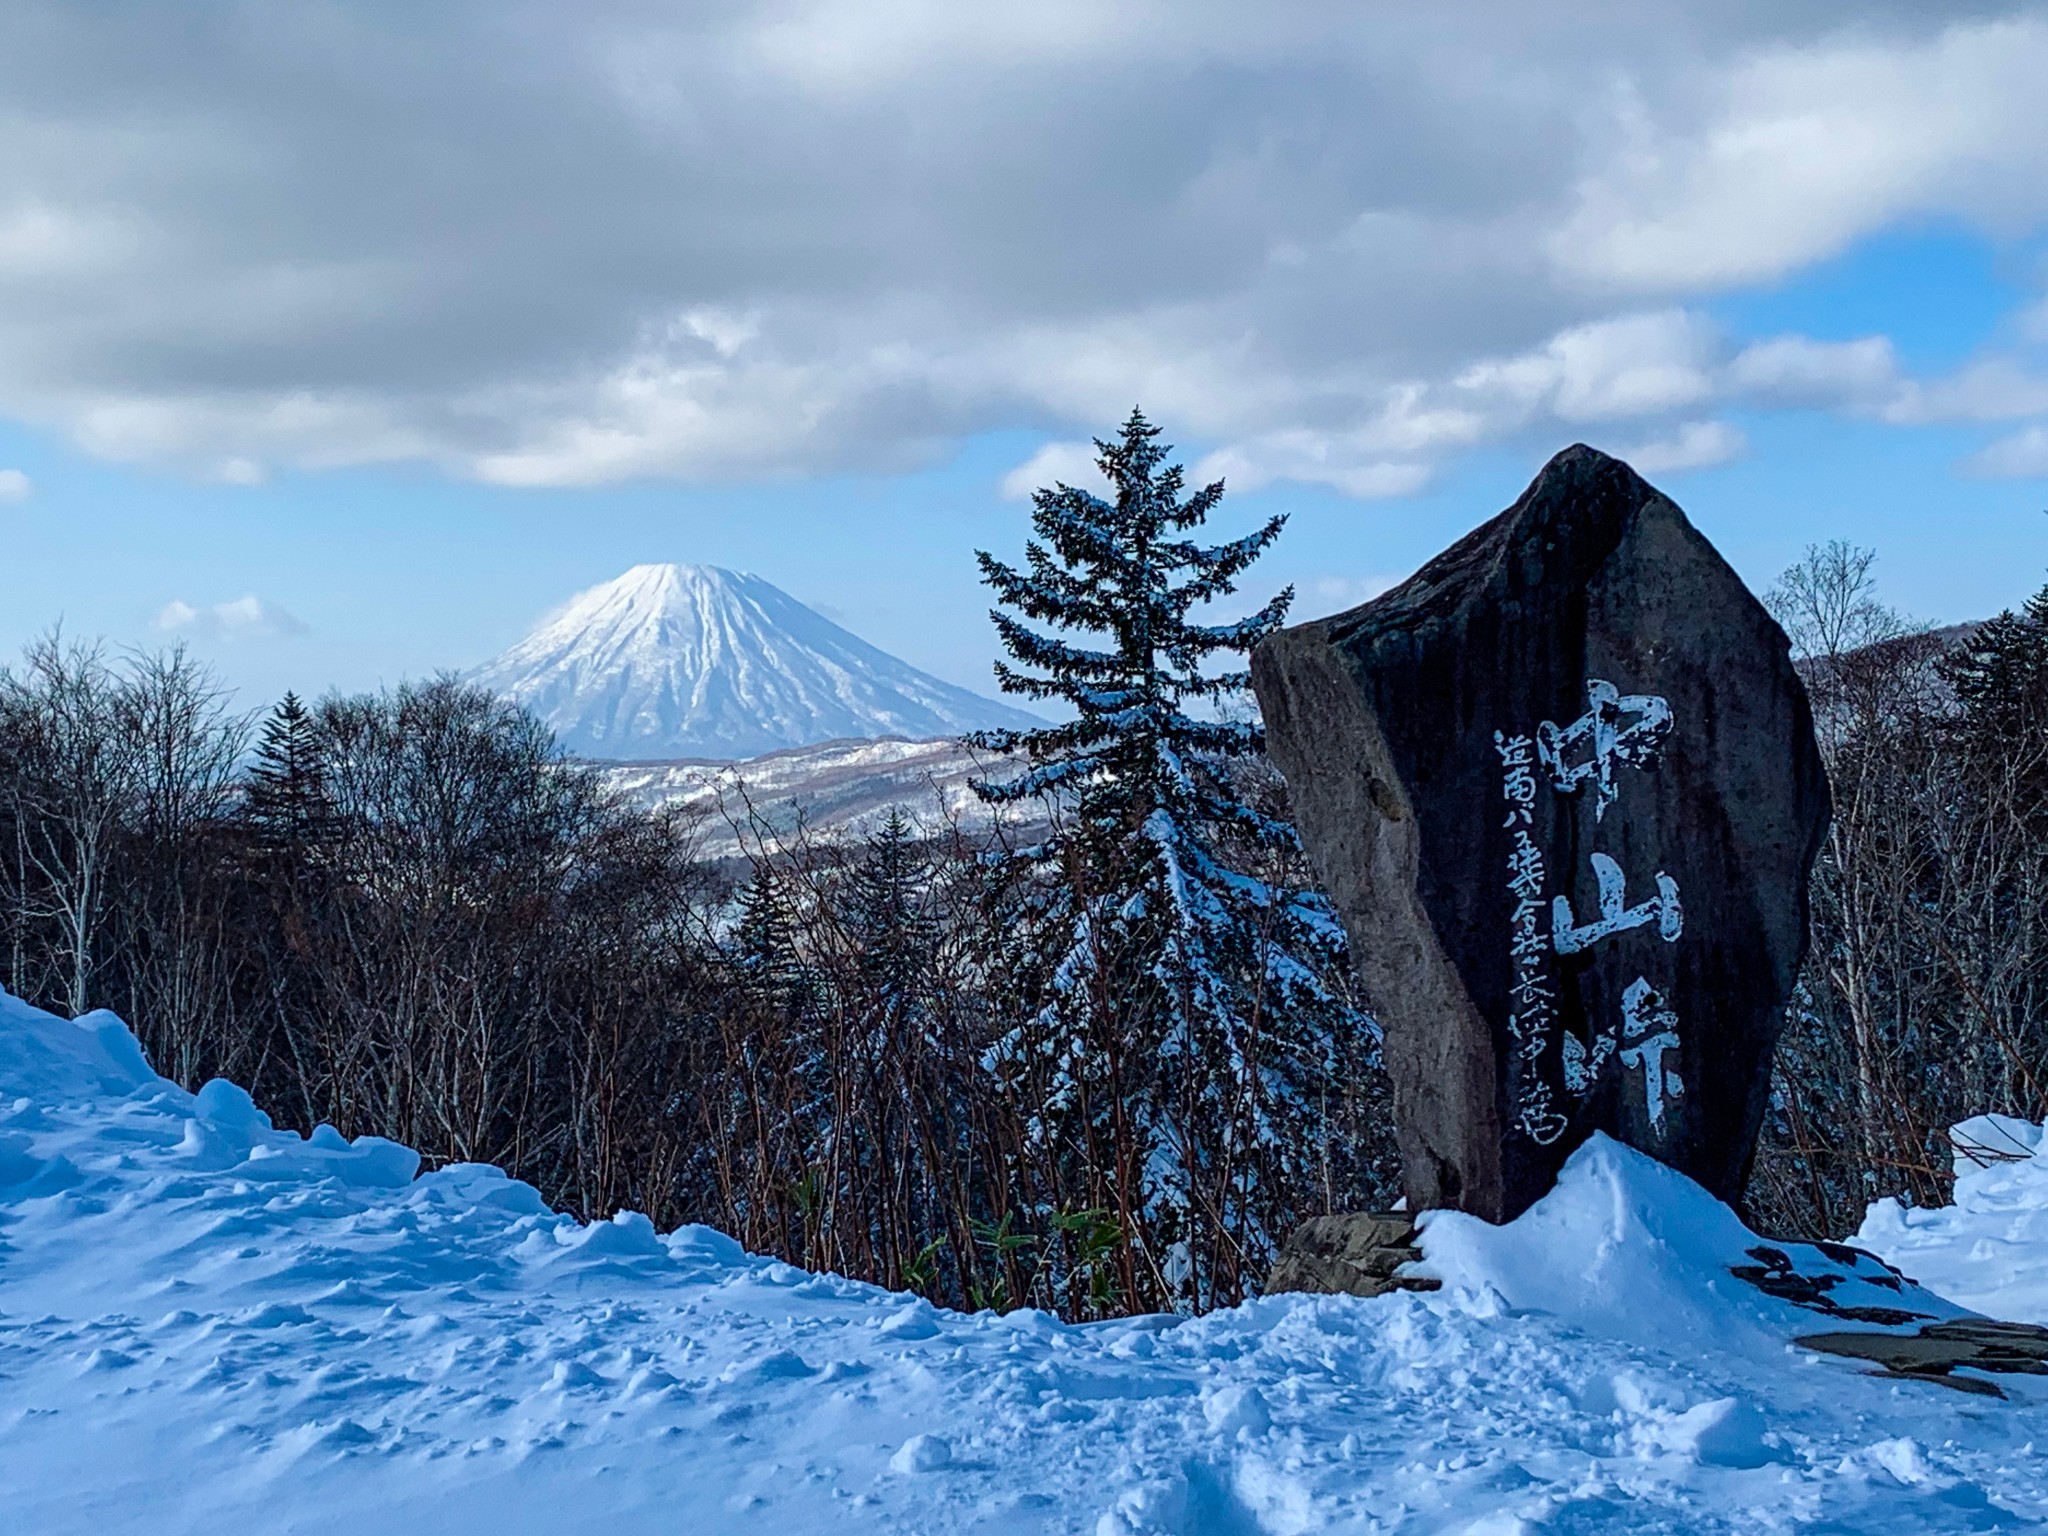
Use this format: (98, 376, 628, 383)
(1, 982, 2044, 1534)
(1858, 1114, 2048, 1325)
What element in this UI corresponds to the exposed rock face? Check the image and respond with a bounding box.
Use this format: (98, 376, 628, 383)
(1728, 1239, 2048, 1398)
(1793, 1320, 2048, 1397)
(1251, 445, 1828, 1223)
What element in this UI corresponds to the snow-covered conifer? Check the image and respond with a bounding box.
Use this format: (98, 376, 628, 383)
(839, 807, 936, 1017)
(972, 408, 1365, 1311)
(731, 864, 815, 1024)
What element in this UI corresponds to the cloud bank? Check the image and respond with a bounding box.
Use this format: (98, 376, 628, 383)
(1, 2, 2047, 493)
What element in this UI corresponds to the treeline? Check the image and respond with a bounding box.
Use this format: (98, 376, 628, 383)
(1750, 545, 2048, 1237)
(0, 635, 1387, 1319)
(0, 642, 713, 1212)
(9, 531, 2035, 1299)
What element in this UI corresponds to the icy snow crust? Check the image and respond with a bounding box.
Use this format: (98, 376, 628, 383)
(1, 987, 2044, 1534)
(469, 563, 1041, 760)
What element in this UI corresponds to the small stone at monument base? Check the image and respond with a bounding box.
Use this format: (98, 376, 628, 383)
(1265, 1213, 1442, 1299)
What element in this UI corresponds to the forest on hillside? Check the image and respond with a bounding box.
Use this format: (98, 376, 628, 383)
(2, 526, 2043, 1317)
(1750, 543, 2048, 1235)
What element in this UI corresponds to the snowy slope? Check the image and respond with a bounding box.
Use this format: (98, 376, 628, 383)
(2, 984, 2046, 1534)
(1858, 1114, 2048, 1325)
(601, 735, 1040, 861)
(470, 564, 1040, 760)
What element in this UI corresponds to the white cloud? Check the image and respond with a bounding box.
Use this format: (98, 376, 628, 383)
(1457, 311, 1720, 423)
(1326, 461, 1434, 498)
(0, 468, 30, 503)
(153, 595, 308, 641)
(1961, 423, 2048, 478)
(1886, 359, 2048, 424)
(1725, 335, 1899, 408)
(677, 307, 761, 360)
(1191, 437, 1433, 499)
(1605, 420, 1748, 476)
(1551, 18, 2048, 291)
(0, 5, 2042, 496)
(741, 0, 1148, 94)
(2022, 293, 2048, 345)
(999, 441, 1109, 501)
(1544, 313, 1722, 422)
(63, 391, 436, 476)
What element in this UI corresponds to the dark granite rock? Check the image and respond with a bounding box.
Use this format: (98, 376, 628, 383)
(1794, 1319, 2048, 1397)
(1251, 445, 1828, 1223)
(1727, 1241, 1932, 1326)
(1722, 1240, 2048, 1398)
(1265, 1213, 1440, 1299)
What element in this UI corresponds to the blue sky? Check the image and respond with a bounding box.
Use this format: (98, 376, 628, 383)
(3, 6, 2048, 712)
(7, 378, 2039, 711)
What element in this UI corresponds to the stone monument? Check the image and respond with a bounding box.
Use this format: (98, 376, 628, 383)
(1251, 444, 1829, 1224)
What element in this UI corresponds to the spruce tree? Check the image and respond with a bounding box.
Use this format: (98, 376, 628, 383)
(971, 407, 1362, 1312)
(840, 807, 936, 1026)
(244, 692, 334, 849)
(730, 863, 815, 1024)
(725, 861, 827, 1252)
(1945, 576, 2048, 820)
(1948, 580, 2048, 734)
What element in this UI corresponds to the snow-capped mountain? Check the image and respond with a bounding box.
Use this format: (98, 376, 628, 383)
(470, 564, 1040, 760)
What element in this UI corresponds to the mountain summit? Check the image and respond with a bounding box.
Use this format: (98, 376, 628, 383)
(470, 563, 1039, 760)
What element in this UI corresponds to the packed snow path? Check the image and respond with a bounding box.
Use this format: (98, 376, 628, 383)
(1, 990, 2043, 1534)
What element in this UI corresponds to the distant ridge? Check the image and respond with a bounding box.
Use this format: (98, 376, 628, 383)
(599, 734, 1040, 863)
(469, 563, 1040, 760)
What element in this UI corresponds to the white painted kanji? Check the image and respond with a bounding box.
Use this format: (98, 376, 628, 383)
(1551, 853, 1682, 955)
(1497, 678, 1685, 1145)
(1619, 977, 1683, 1131)
(1495, 730, 1567, 1145)
(1537, 680, 1672, 822)
(1560, 1022, 1616, 1094)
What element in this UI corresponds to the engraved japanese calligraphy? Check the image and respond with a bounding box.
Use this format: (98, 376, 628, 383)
(1498, 680, 1686, 1146)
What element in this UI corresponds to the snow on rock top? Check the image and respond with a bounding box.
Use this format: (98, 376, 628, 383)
(2, 982, 2046, 1533)
(469, 563, 1040, 761)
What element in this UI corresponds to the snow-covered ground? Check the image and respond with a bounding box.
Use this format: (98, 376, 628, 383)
(2, 985, 2044, 1535)
(1859, 1114, 2048, 1327)
(600, 733, 1035, 862)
